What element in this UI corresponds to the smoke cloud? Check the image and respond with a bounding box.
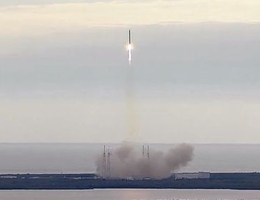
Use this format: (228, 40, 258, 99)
(96, 143, 194, 179)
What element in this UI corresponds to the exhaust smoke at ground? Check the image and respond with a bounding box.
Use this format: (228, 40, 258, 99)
(96, 143, 194, 179)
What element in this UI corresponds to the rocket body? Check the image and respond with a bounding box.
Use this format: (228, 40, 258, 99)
(129, 30, 131, 44)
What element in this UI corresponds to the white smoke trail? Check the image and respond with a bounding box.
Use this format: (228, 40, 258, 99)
(128, 47, 132, 66)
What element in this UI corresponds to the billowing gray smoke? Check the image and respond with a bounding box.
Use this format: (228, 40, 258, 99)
(96, 143, 194, 179)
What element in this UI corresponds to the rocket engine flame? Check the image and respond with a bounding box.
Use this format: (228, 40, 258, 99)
(127, 44, 133, 51)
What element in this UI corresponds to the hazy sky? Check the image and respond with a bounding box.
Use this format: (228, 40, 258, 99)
(1, 0, 260, 143)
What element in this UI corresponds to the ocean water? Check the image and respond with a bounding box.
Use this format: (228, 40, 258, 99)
(0, 143, 259, 174)
(1, 189, 260, 200)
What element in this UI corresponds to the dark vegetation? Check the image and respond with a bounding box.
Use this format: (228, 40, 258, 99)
(0, 173, 260, 190)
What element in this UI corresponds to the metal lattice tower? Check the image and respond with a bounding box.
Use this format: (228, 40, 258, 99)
(102, 145, 107, 177)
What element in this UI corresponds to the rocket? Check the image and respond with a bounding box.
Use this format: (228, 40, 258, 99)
(129, 30, 131, 45)
(127, 29, 132, 65)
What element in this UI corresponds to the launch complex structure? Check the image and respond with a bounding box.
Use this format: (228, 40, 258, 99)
(101, 145, 150, 178)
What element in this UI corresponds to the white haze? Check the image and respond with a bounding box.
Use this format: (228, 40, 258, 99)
(96, 143, 194, 179)
(1, 144, 260, 174)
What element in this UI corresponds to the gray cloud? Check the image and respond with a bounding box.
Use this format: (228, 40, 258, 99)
(96, 143, 194, 179)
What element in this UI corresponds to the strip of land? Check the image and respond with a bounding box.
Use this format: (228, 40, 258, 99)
(0, 173, 260, 190)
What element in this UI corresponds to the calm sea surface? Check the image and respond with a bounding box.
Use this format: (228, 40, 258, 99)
(1, 189, 260, 200)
